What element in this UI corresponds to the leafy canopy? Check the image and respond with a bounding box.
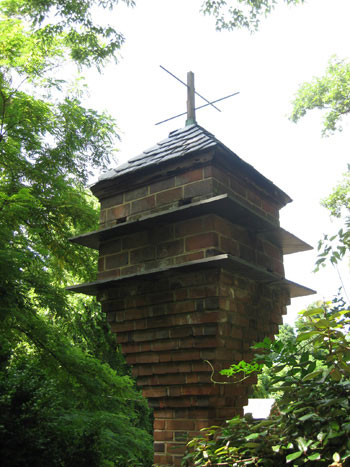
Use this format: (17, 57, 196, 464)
(0, 0, 152, 465)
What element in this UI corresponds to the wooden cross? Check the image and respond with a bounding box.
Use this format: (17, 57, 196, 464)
(156, 66, 239, 126)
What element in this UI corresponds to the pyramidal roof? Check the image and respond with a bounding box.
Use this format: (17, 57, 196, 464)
(99, 124, 217, 181)
(95, 124, 291, 205)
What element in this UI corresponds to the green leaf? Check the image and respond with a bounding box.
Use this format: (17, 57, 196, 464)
(302, 370, 323, 381)
(307, 453, 321, 460)
(245, 433, 260, 440)
(286, 451, 303, 462)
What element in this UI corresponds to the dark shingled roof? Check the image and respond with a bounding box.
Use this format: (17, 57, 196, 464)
(99, 124, 218, 181)
(95, 123, 291, 205)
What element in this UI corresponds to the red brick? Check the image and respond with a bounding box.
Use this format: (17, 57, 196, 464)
(154, 419, 165, 430)
(171, 350, 201, 362)
(185, 232, 218, 251)
(156, 187, 183, 206)
(165, 443, 186, 455)
(264, 241, 282, 260)
(110, 321, 134, 333)
(131, 195, 155, 214)
(169, 326, 192, 338)
(122, 231, 149, 249)
(247, 189, 262, 208)
(174, 217, 203, 237)
(130, 246, 156, 264)
(152, 340, 178, 352)
(105, 252, 129, 269)
(262, 198, 279, 218)
(183, 179, 213, 198)
(134, 318, 147, 330)
(97, 269, 120, 280)
(125, 307, 148, 320)
(220, 236, 239, 256)
(136, 353, 160, 364)
(115, 333, 129, 344)
(101, 193, 124, 209)
(257, 251, 273, 269)
(151, 224, 174, 242)
(175, 168, 203, 186)
(189, 285, 217, 299)
(165, 419, 195, 431)
(239, 244, 255, 263)
(99, 209, 106, 224)
(125, 186, 148, 201)
(273, 259, 284, 276)
(100, 238, 122, 256)
(122, 342, 140, 353)
(157, 239, 184, 258)
(107, 203, 130, 221)
(98, 257, 105, 272)
(120, 264, 142, 276)
(204, 165, 229, 186)
(148, 291, 174, 305)
(153, 454, 173, 465)
(168, 300, 196, 313)
(154, 442, 165, 453)
(152, 304, 168, 316)
(154, 431, 174, 441)
(193, 336, 218, 348)
(158, 374, 186, 385)
(174, 288, 188, 300)
(143, 387, 167, 398)
(230, 176, 247, 197)
(140, 342, 152, 352)
(150, 177, 175, 194)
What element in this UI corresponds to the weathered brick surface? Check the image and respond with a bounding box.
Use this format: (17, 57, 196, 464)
(97, 213, 284, 282)
(99, 266, 290, 465)
(93, 157, 292, 466)
(98, 158, 283, 230)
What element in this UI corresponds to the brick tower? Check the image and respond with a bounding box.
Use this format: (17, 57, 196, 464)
(69, 75, 314, 466)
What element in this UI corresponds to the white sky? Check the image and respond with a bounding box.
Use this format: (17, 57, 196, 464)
(85, 0, 350, 325)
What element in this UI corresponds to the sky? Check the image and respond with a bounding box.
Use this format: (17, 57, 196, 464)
(85, 0, 350, 324)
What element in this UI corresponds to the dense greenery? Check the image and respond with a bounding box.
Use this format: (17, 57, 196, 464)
(183, 298, 350, 466)
(0, 0, 152, 465)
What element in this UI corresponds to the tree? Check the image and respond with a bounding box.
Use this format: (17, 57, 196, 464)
(201, 0, 305, 32)
(290, 57, 350, 136)
(0, 1, 152, 464)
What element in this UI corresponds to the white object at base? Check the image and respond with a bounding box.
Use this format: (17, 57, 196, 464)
(243, 399, 275, 419)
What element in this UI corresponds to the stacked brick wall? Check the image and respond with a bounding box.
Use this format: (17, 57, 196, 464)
(98, 161, 281, 230)
(97, 214, 284, 282)
(94, 156, 290, 466)
(100, 268, 290, 466)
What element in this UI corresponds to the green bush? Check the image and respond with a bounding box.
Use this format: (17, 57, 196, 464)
(182, 298, 350, 466)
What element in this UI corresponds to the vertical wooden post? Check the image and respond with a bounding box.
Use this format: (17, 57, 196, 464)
(186, 71, 196, 126)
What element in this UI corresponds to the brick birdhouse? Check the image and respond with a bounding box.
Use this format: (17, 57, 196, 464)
(69, 73, 314, 466)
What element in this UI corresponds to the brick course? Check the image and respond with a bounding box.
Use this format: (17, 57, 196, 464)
(92, 155, 292, 466)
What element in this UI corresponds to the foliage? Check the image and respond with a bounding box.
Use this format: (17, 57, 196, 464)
(0, 0, 134, 69)
(314, 169, 350, 272)
(251, 323, 296, 398)
(201, 0, 304, 32)
(0, 0, 153, 465)
(290, 57, 350, 136)
(182, 297, 350, 466)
